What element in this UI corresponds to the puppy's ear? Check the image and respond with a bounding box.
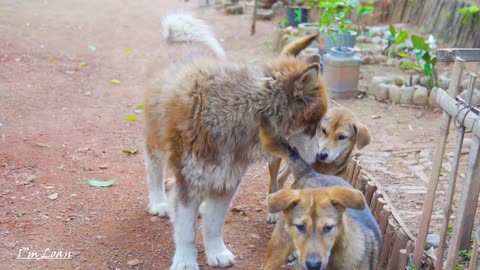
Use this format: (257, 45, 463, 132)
(327, 186, 366, 210)
(293, 64, 319, 98)
(305, 54, 321, 65)
(267, 189, 300, 213)
(354, 123, 371, 150)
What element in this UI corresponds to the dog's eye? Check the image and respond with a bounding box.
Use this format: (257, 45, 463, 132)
(322, 128, 327, 136)
(338, 135, 347, 140)
(323, 225, 334, 234)
(295, 224, 306, 233)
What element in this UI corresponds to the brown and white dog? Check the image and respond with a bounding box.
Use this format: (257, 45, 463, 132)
(143, 13, 328, 270)
(259, 116, 381, 270)
(267, 107, 371, 223)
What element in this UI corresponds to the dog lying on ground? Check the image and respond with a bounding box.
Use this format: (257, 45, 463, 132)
(267, 107, 371, 223)
(259, 116, 381, 270)
(143, 13, 328, 270)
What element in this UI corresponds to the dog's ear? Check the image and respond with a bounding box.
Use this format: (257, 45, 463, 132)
(327, 186, 366, 210)
(267, 189, 300, 213)
(354, 123, 371, 150)
(305, 54, 321, 65)
(293, 64, 320, 98)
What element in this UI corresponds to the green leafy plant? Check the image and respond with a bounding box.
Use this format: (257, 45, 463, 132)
(294, 8, 303, 23)
(304, 0, 359, 36)
(459, 5, 479, 24)
(458, 249, 472, 260)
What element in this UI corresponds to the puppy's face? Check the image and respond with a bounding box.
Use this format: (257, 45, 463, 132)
(316, 108, 371, 164)
(268, 187, 366, 270)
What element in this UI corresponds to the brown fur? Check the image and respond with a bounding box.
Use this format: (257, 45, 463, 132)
(268, 107, 371, 210)
(259, 118, 381, 270)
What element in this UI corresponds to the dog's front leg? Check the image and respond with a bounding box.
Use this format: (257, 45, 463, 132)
(202, 190, 236, 267)
(267, 158, 282, 224)
(170, 199, 200, 270)
(261, 221, 294, 270)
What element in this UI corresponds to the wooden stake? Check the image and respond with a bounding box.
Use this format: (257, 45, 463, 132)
(370, 190, 382, 214)
(413, 57, 465, 267)
(351, 160, 362, 189)
(436, 72, 477, 269)
(445, 137, 480, 269)
(468, 227, 480, 270)
(398, 249, 409, 270)
(374, 198, 387, 222)
(365, 181, 376, 206)
(250, 0, 258, 36)
(387, 229, 409, 270)
(357, 173, 369, 194)
(378, 205, 392, 236)
(379, 220, 396, 269)
(347, 158, 357, 184)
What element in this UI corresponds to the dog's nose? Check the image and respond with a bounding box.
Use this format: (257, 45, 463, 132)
(306, 260, 322, 270)
(318, 151, 328, 161)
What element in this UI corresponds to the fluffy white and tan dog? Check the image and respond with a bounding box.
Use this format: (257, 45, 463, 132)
(143, 13, 328, 270)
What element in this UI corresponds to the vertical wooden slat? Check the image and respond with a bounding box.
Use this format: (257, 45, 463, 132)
(378, 205, 392, 236)
(379, 220, 396, 269)
(370, 190, 382, 214)
(356, 173, 369, 194)
(445, 138, 480, 269)
(436, 73, 477, 269)
(365, 181, 377, 206)
(387, 229, 409, 270)
(413, 57, 465, 267)
(347, 159, 357, 184)
(398, 249, 409, 270)
(351, 161, 362, 189)
(374, 198, 387, 222)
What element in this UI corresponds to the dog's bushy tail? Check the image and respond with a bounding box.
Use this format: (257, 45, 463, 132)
(259, 116, 312, 180)
(162, 12, 225, 58)
(281, 34, 317, 56)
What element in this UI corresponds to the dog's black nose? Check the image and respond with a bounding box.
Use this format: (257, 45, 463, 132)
(306, 260, 322, 270)
(318, 151, 328, 161)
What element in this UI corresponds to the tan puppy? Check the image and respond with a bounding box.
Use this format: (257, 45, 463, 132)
(259, 116, 381, 270)
(144, 13, 328, 270)
(267, 107, 371, 223)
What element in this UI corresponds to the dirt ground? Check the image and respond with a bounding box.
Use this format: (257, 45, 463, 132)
(0, 0, 474, 269)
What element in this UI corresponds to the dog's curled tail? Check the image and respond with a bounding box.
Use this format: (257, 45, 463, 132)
(281, 34, 317, 56)
(259, 116, 312, 180)
(162, 12, 225, 58)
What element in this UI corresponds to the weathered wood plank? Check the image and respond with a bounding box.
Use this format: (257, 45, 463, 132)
(446, 137, 480, 269)
(434, 88, 480, 138)
(413, 57, 465, 267)
(435, 73, 478, 269)
(437, 49, 480, 62)
(387, 229, 409, 270)
(379, 220, 396, 269)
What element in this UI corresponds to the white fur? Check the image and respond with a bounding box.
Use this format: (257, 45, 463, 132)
(162, 12, 225, 58)
(202, 192, 236, 267)
(170, 202, 200, 270)
(288, 133, 320, 164)
(267, 212, 281, 224)
(145, 151, 170, 217)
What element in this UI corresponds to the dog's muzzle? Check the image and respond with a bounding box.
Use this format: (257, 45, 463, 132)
(306, 260, 322, 270)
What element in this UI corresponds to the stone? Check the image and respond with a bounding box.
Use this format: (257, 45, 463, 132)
(361, 55, 374, 65)
(400, 87, 415, 104)
(99, 164, 108, 169)
(459, 88, 480, 104)
(425, 233, 441, 250)
(411, 74, 421, 85)
(375, 83, 390, 102)
(413, 86, 429, 106)
(127, 259, 141, 266)
(225, 3, 244, 14)
(371, 36, 383, 44)
(249, 233, 261, 239)
(48, 193, 58, 200)
(150, 216, 160, 222)
(385, 58, 396, 66)
(256, 8, 275, 20)
(419, 76, 431, 87)
(439, 75, 450, 90)
(375, 55, 388, 63)
(388, 85, 402, 104)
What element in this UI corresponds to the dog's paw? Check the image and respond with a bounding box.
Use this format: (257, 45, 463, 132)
(170, 258, 199, 270)
(148, 202, 170, 217)
(267, 212, 280, 224)
(206, 248, 235, 268)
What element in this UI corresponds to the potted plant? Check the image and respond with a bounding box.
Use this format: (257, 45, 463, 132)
(284, 5, 311, 26)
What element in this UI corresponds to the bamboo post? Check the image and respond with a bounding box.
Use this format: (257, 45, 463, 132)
(378, 205, 392, 236)
(413, 57, 465, 266)
(387, 229, 409, 270)
(468, 227, 480, 270)
(445, 137, 480, 269)
(347, 159, 357, 184)
(250, 0, 258, 36)
(365, 181, 377, 206)
(351, 161, 362, 189)
(374, 198, 387, 222)
(357, 173, 369, 194)
(436, 72, 478, 269)
(370, 190, 382, 214)
(379, 220, 397, 269)
(398, 249, 409, 270)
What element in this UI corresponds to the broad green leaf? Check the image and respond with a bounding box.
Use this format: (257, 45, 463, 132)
(459, 7, 469, 14)
(398, 52, 409, 58)
(399, 62, 422, 72)
(424, 63, 432, 76)
(469, 5, 480, 13)
(122, 149, 139, 155)
(86, 178, 117, 187)
(111, 79, 121, 85)
(126, 115, 138, 121)
(411, 35, 429, 51)
(389, 25, 396, 37)
(395, 30, 409, 44)
(358, 5, 374, 16)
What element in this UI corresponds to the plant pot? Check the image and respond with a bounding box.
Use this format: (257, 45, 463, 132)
(324, 30, 357, 52)
(285, 6, 310, 27)
(298, 22, 320, 35)
(323, 47, 361, 99)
